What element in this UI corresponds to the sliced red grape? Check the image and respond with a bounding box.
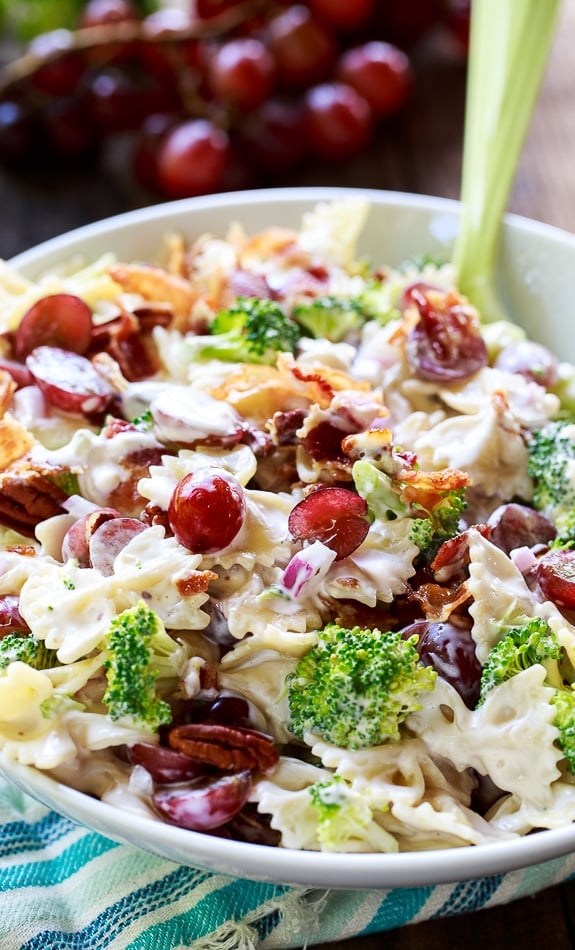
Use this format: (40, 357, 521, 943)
(88, 517, 146, 575)
(0, 595, 30, 636)
(168, 469, 246, 554)
(152, 770, 253, 830)
(403, 618, 482, 708)
(288, 487, 369, 560)
(405, 286, 487, 382)
(15, 294, 93, 360)
(0, 356, 34, 388)
(128, 742, 209, 784)
(493, 339, 559, 388)
(26, 346, 115, 415)
(487, 503, 556, 554)
(61, 507, 122, 567)
(536, 549, 575, 609)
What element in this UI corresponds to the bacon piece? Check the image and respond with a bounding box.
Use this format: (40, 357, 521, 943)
(90, 306, 172, 381)
(431, 524, 492, 577)
(408, 580, 471, 622)
(108, 262, 197, 331)
(270, 409, 307, 446)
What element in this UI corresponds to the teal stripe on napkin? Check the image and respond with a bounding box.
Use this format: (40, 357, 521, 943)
(4, 775, 575, 950)
(2, 832, 118, 891)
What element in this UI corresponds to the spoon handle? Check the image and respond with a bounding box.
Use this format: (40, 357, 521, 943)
(453, 0, 561, 321)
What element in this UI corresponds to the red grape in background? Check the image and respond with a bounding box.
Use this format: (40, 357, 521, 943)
(156, 118, 231, 198)
(266, 5, 337, 91)
(336, 41, 413, 119)
(206, 37, 275, 111)
(307, 0, 376, 33)
(0, 0, 465, 199)
(303, 81, 373, 160)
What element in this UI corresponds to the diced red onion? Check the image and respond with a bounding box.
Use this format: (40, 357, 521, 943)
(62, 495, 102, 518)
(282, 540, 336, 598)
(509, 545, 538, 574)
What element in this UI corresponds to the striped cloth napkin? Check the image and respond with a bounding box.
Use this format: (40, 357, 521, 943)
(3, 777, 575, 950)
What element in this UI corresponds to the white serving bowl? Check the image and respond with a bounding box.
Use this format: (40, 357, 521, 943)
(3, 186, 575, 890)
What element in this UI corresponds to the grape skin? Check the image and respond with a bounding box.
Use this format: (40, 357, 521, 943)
(0, 1, 432, 197)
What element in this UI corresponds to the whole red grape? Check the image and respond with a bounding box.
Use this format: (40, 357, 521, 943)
(303, 81, 373, 161)
(156, 118, 231, 198)
(337, 41, 413, 119)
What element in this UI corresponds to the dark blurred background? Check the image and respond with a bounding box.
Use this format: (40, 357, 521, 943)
(0, 0, 469, 258)
(0, 0, 572, 258)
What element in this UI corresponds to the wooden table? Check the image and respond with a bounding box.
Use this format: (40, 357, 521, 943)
(1, 2, 574, 948)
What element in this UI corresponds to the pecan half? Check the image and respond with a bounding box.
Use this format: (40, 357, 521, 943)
(0, 461, 68, 536)
(168, 723, 279, 774)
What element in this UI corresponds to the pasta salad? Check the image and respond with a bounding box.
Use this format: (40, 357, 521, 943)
(1, 197, 575, 854)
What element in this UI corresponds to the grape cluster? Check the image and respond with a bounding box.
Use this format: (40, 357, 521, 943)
(0, 0, 469, 199)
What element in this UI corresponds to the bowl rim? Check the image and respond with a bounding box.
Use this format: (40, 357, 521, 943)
(4, 185, 575, 890)
(3, 751, 575, 888)
(8, 186, 575, 273)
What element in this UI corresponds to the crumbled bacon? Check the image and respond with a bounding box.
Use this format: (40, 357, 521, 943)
(176, 571, 219, 596)
(407, 579, 471, 622)
(89, 306, 172, 381)
(431, 525, 492, 578)
(270, 409, 307, 446)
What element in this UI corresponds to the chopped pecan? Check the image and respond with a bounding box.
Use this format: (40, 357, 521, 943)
(0, 461, 68, 536)
(168, 723, 279, 774)
(141, 503, 172, 532)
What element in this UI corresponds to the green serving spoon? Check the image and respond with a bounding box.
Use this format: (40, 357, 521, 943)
(453, 0, 562, 321)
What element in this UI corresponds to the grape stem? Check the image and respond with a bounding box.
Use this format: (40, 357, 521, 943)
(0, 0, 264, 94)
(453, 0, 561, 323)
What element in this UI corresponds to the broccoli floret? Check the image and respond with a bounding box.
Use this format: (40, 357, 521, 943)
(102, 601, 187, 732)
(409, 487, 468, 563)
(293, 296, 366, 342)
(198, 297, 301, 364)
(292, 284, 401, 341)
(478, 618, 562, 701)
(398, 253, 447, 273)
(550, 689, 575, 772)
(309, 775, 373, 850)
(287, 623, 437, 749)
(527, 420, 575, 543)
(478, 617, 575, 771)
(0, 633, 60, 672)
